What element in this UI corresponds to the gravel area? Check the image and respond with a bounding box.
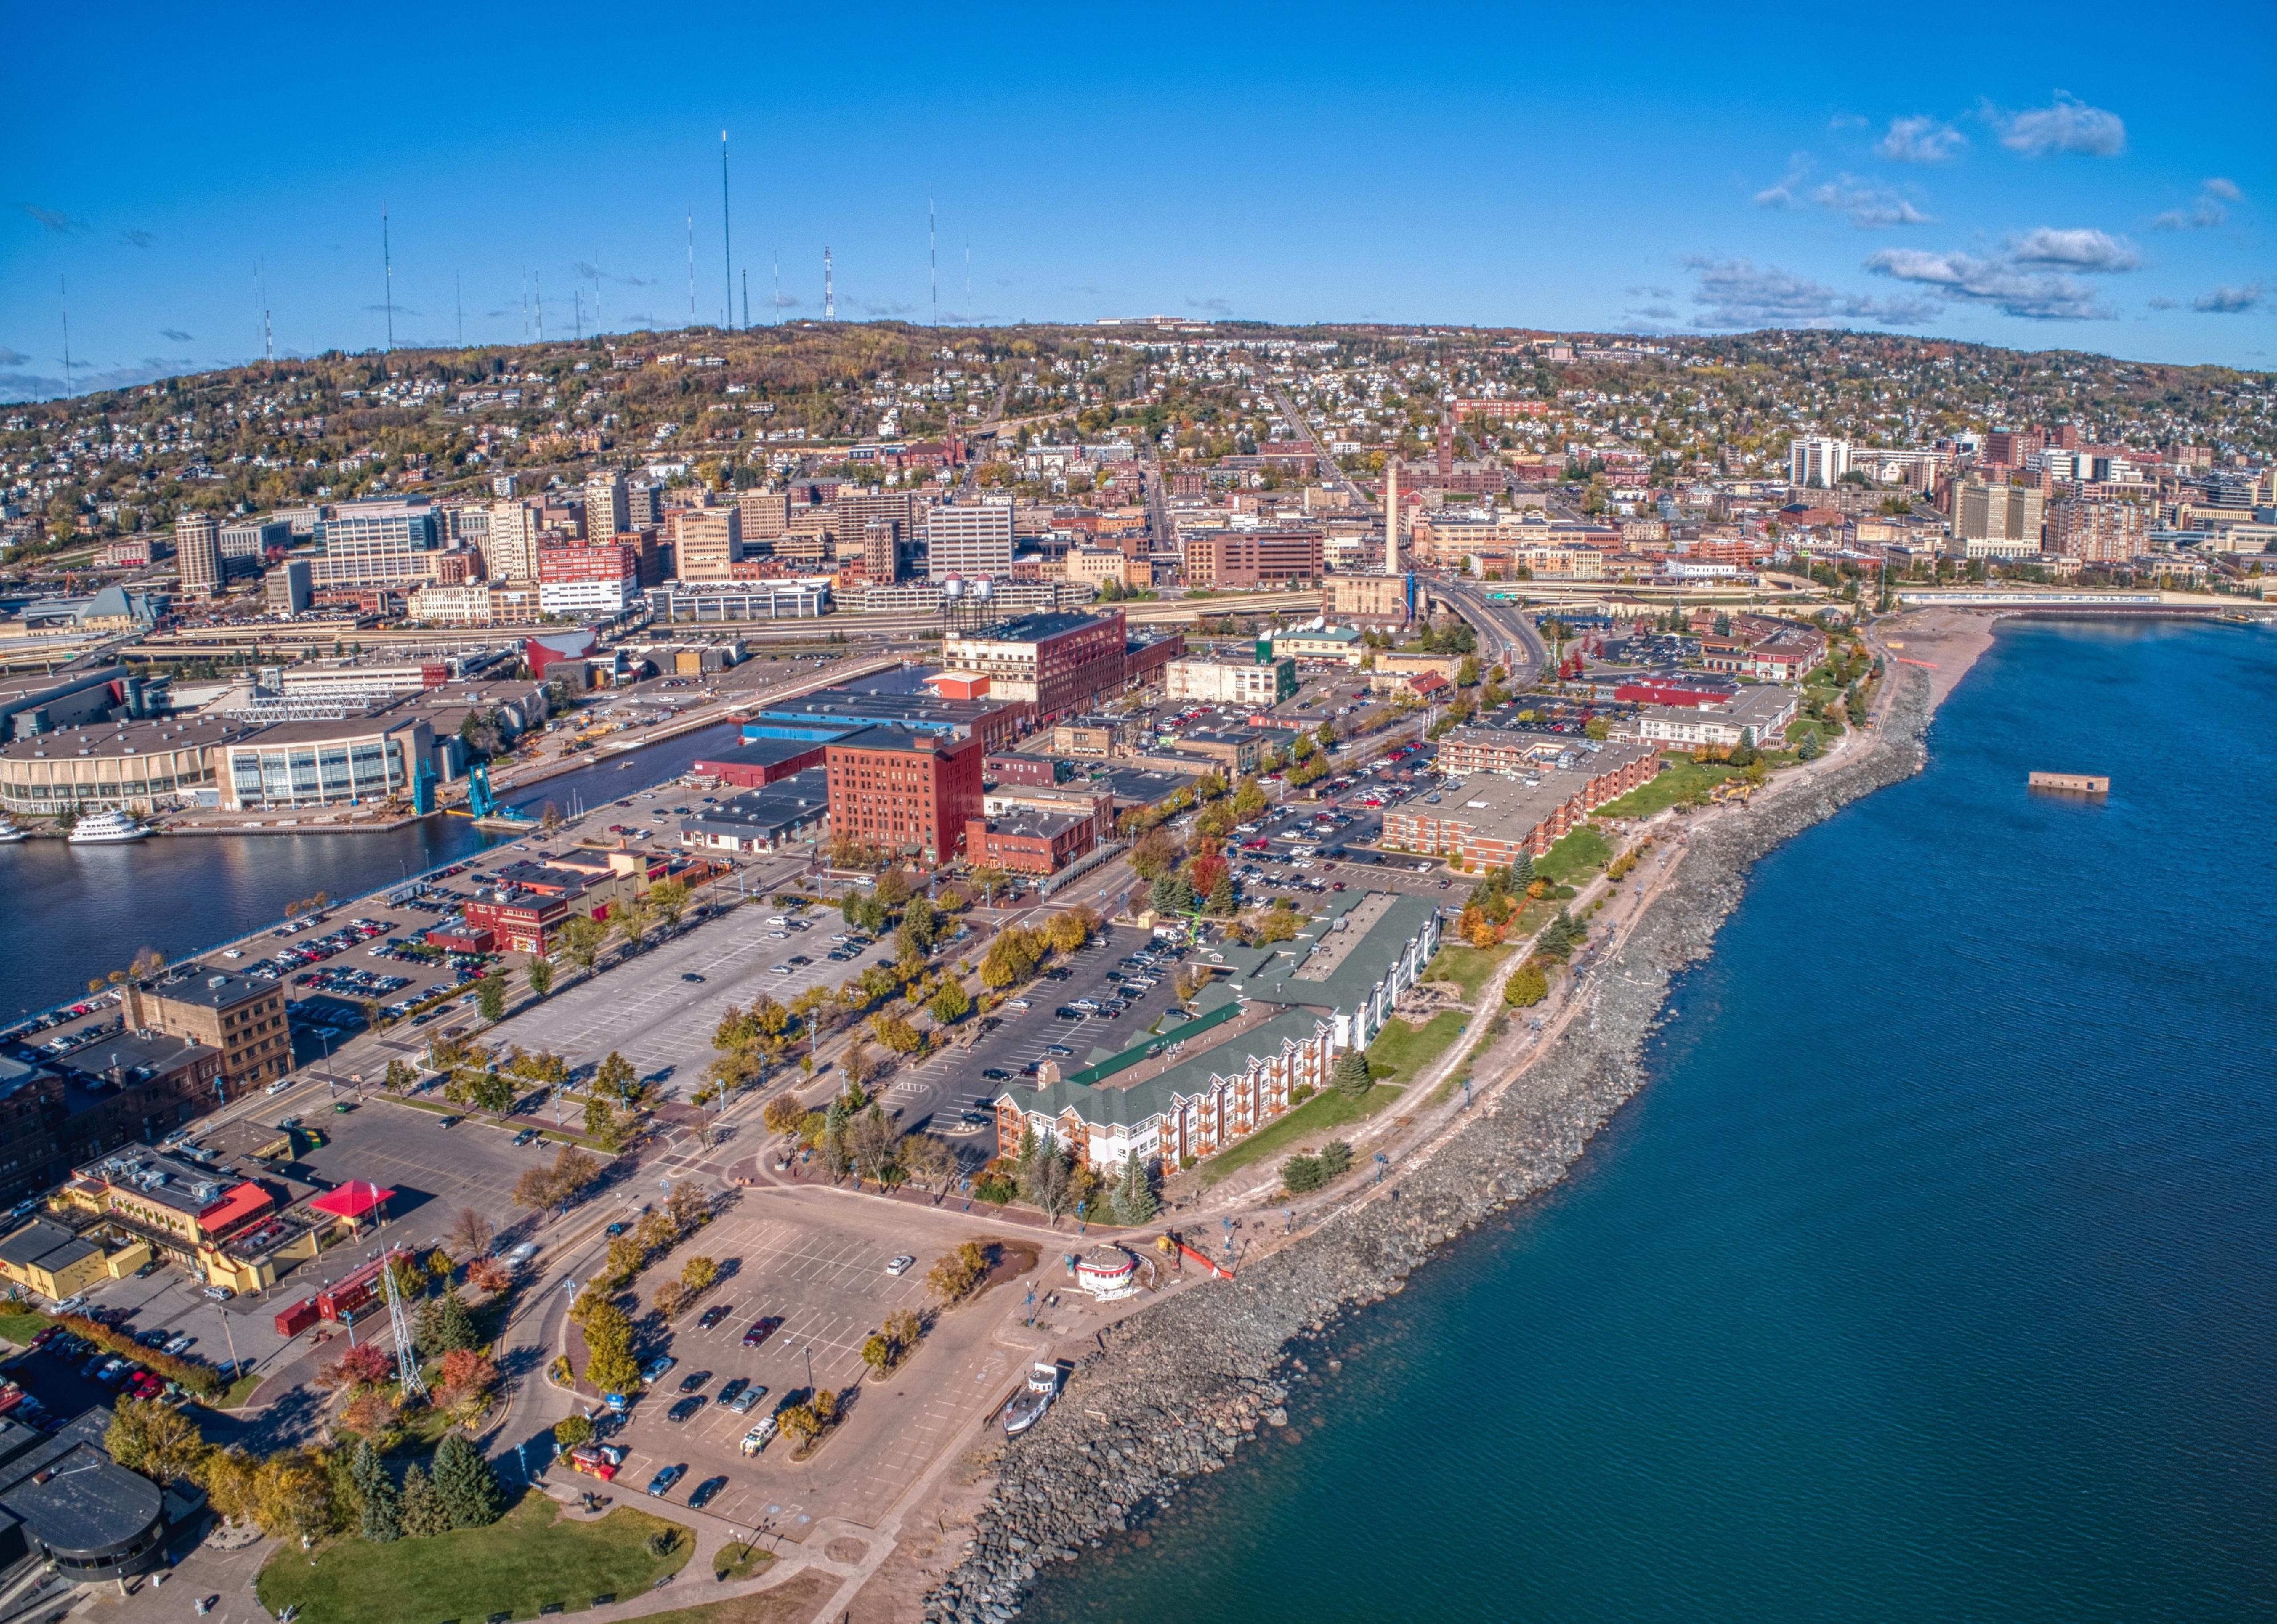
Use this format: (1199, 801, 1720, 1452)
(923, 666, 1937, 1624)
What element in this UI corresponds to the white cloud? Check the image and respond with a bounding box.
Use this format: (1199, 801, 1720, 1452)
(1877, 116, 1967, 162)
(2192, 284, 2262, 314)
(2152, 179, 2241, 231)
(1994, 92, 2126, 158)
(1753, 152, 1811, 209)
(1865, 248, 2109, 320)
(158, 328, 193, 342)
(1684, 257, 1937, 329)
(2006, 227, 2140, 271)
(1810, 177, 1935, 228)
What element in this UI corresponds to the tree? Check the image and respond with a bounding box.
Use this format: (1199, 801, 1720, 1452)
(197, 1446, 261, 1528)
(399, 1464, 449, 1538)
(551, 1145, 600, 1206)
(613, 897, 652, 954)
(900, 1131, 956, 1193)
(681, 1255, 720, 1293)
(105, 1397, 210, 1484)
(447, 1207, 493, 1257)
(593, 1050, 641, 1106)
(860, 1333, 893, 1376)
(1282, 1153, 1327, 1194)
(926, 1240, 991, 1302)
(525, 957, 555, 999)
(553, 1414, 595, 1450)
(870, 1012, 923, 1054)
(1505, 962, 1549, 1007)
(584, 1095, 629, 1151)
(774, 1402, 820, 1448)
(430, 1433, 504, 1529)
(645, 878, 691, 930)
(318, 1342, 394, 1390)
(927, 978, 971, 1025)
(351, 1437, 401, 1543)
(513, 1163, 558, 1212)
(475, 976, 506, 1022)
(384, 1058, 418, 1092)
(1331, 1049, 1373, 1099)
(1043, 909, 1093, 954)
(1113, 1154, 1157, 1224)
(559, 914, 609, 973)
(426, 1247, 454, 1287)
(254, 1450, 336, 1544)
(1021, 1137, 1073, 1218)
(416, 1291, 480, 1358)
(762, 1095, 807, 1136)
(847, 1104, 899, 1186)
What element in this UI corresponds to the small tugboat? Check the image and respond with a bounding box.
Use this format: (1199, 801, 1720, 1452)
(67, 809, 149, 845)
(1001, 1361, 1064, 1437)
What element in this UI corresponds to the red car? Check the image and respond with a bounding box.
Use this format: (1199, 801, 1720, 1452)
(741, 1315, 783, 1349)
(567, 1443, 624, 1480)
(125, 1372, 165, 1400)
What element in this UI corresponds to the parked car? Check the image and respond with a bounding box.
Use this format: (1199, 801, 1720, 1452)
(740, 1418, 777, 1457)
(741, 1316, 782, 1349)
(644, 1463, 687, 1497)
(667, 1396, 707, 1423)
(677, 1369, 713, 1394)
(697, 1304, 731, 1330)
(202, 1286, 234, 1302)
(727, 1382, 767, 1415)
(640, 1355, 677, 1385)
(688, 1475, 727, 1510)
(885, 1255, 915, 1277)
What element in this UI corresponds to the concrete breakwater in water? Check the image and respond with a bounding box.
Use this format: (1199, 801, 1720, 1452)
(925, 669, 1936, 1624)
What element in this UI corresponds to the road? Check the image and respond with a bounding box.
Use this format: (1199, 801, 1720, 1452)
(1438, 576, 1547, 685)
(1266, 379, 1370, 508)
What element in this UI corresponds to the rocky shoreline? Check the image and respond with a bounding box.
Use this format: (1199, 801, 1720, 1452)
(923, 668, 1936, 1624)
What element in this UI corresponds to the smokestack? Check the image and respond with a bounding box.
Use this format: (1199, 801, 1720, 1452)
(1384, 460, 1401, 575)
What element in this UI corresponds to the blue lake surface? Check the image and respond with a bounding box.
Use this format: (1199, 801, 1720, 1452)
(1026, 619, 2277, 1624)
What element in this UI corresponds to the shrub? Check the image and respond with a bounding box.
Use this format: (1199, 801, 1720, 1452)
(1281, 1154, 1326, 1195)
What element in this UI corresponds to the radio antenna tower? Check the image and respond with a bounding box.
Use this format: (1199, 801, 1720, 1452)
(59, 279, 71, 400)
(824, 246, 833, 320)
(686, 211, 696, 327)
(574, 287, 582, 341)
(534, 270, 545, 343)
(929, 193, 937, 328)
(255, 262, 275, 369)
(381, 1251, 426, 1400)
(381, 203, 395, 355)
(742, 268, 749, 329)
(721, 131, 734, 331)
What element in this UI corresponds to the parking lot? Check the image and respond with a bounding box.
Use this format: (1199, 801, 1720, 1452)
(873, 923, 1189, 1151)
(478, 876, 882, 1107)
(565, 1192, 1024, 1535)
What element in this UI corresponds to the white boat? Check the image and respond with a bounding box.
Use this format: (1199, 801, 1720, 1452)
(0, 825, 24, 845)
(67, 810, 149, 845)
(1001, 1361, 1064, 1437)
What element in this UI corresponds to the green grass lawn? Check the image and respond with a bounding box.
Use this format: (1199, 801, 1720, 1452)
(1595, 756, 1738, 820)
(1537, 825, 1613, 885)
(1421, 943, 1510, 1001)
(0, 1310, 52, 1349)
(1363, 1009, 1469, 1087)
(254, 1495, 692, 1624)
(1200, 1084, 1405, 1186)
(713, 1541, 776, 1582)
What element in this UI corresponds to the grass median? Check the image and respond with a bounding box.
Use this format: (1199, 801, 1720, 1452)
(254, 1494, 691, 1624)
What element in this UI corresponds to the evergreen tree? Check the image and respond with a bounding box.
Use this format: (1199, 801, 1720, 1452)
(429, 1433, 504, 1529)
(352, 1438, 400, 1543)
(1114, 1155, 1157, 1224)
(416, 1291, 480, 1358)
(1207, 874, 1237, 915)
(1331, 1049, 1374, 1098)
(1511, 852, 1534, 885)
(398, 1463, 449, 1538)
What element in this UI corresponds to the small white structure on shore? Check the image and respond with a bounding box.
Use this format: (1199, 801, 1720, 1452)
(1075, 1243, 1140, 1301)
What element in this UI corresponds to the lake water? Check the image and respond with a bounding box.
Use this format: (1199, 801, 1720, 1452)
(1025, 619, 2277, 1624)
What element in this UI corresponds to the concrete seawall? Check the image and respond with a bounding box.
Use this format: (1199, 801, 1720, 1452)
(924, 666, 1937, 1624)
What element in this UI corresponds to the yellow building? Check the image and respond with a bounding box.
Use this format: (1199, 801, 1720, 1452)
(0, 1218, 150, 1302)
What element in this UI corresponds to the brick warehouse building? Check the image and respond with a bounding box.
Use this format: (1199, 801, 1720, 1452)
(1182, 528, 1324, 588)
(1382, 742, 1660, 867)
(823, 723, 985, 865)
(942, 609, 1131, 722)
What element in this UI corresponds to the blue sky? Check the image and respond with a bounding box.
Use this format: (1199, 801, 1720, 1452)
(3, 0, 2271, 400)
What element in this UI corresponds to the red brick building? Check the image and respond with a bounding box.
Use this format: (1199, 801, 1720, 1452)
(823, 725, 986, 865)
(1182, 529, 1324, 588)
(963, 808, 1097, 874)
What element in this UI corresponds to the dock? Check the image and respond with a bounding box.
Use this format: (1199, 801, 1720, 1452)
(2028, 771, 2109, 795)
